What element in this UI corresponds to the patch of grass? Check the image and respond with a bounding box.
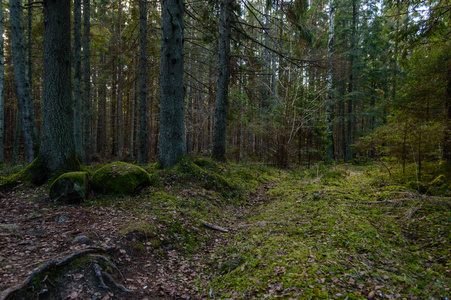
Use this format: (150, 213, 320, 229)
(203, 164, 450, 299)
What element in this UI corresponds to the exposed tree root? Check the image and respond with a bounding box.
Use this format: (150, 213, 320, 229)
(101, 271, 132, 292)
(0, 247, 114, 300)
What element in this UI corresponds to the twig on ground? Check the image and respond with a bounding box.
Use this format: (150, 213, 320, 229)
(200, 220, 229, 233)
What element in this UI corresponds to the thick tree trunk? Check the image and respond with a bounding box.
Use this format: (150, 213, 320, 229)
(159, 0, 186, 168)
(10, 0, 39, 163)
(138, 0, 149, 164)
(34, 0, 77, 183)
(83, 0, 91, 164)
(326, 0, 335, 162)
(212, 0, 232, 160)
(73, 0, 82, 159)
(0, 1, 4, 164)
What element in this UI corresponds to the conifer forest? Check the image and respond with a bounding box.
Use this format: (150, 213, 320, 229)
(0, 0, 450, 299)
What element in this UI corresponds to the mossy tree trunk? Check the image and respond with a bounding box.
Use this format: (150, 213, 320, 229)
(212, 0, 232, 161)
(10, 0, 39, 163)
(31, 0, 78, 184)
(159, 0, 186, 168)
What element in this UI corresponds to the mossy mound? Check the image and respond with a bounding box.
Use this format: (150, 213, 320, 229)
(91, 162, 151, 194)
(150, 158, 240, 199)
(49, 172, 90, 204)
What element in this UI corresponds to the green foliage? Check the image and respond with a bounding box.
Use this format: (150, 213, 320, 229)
(91, 161, 151, 194)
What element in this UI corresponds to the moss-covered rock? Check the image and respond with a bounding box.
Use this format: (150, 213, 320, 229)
(49, 172, 90, 204)
(91, 162, 151, 194)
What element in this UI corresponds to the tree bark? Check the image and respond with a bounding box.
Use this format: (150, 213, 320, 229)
(34, 0, 78, 183)
(138, 0, 149, 164)
(83, 0, 91, 164)
(97, 54, 107, 158)
(159, 0, 186, 168)
(117, 0, 123, 160)
(212, 0, 232, 160)
(444, 65, 451, 162)
(10, 0, 39, 163)
(346, 0, 358, 163)
(326, 0, 335, 162)
(0, 1, 4, 164)
(73, 0, 82, 159)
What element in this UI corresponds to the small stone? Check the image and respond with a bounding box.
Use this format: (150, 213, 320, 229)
(71, 235, 89, 244)
(55, 215, 70, 223)
(0, 224, 21, 232)
(368, 291, 376, 299)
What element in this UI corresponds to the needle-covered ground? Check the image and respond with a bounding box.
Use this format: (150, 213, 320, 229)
(0, 159, 449, 299)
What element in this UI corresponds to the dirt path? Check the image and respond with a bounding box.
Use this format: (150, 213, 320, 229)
(0, 180, 279, 300)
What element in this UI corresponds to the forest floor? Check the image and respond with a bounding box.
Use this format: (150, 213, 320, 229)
(0, 160, 450, 299)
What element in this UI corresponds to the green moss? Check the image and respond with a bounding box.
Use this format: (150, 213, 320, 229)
(120, 221, 157, 238)
(49, 171, 88, 191)
(49, 171, 89, 203)
(91, 161, 151, 194)
(150, 157, 241, 200)
(202, 164, 451, 299)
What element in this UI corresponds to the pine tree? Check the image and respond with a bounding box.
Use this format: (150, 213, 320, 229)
(74, 0, 82, 159)
(10, 0, 39, 163)
(159, 0, 186, 168)
(31, 0, 78, 183)
(138, 0, 149, 164)
(212, 0, 232, 160)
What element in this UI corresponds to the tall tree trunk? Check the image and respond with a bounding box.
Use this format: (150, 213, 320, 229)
(34, 0, 77, 183)
(117, 0, 123, 160)
(83, 0, 91, 164)
(10, 0, 39, 163)
(346, 0, 358, 163)
(111, 61, 117, 157)
(73, 0, 82, 159)
(212, 0, 232, 160)
(92, 59, 98, 160)
(138, 0, 149, 164)
(130, 54, 136, 160)
(12, 112, 20, 164)
(326, 0, 335, 162)
(159, 0, 186, 168)
(98, 54, 107, 158)
(0, 1, 4, 164)
(444, 65, 451, 162)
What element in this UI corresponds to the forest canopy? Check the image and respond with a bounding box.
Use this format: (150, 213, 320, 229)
(0, 0, 448, 174)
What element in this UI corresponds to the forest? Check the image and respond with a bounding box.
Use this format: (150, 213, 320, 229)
(0, 0, 450, 299)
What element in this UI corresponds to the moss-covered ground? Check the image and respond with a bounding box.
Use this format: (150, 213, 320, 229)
(203, 163, 450, 299)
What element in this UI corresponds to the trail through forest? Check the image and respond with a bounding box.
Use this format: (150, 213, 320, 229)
(0, 163, 450, 299)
